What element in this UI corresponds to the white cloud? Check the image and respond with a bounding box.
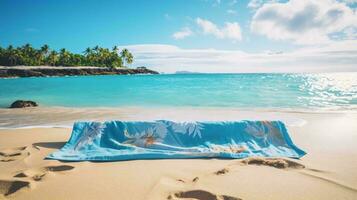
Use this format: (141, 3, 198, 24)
(342, 26, 357, 39)
(172, 27, 193, 40)
(120, 41, 357, 73)
(196, 18, 242, 41)
(250, 0, 357, 44)
(227, 9, 237, 15)
(248, 0, 280, 9)
(248, 0, 264, 9)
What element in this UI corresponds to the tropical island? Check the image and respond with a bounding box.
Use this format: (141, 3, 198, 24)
(0, 44, 158, 77)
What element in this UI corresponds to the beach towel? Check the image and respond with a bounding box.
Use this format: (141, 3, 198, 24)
(47, 120, 306, 161)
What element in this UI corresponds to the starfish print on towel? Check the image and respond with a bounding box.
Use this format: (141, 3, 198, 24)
(123, 122, 168, 147)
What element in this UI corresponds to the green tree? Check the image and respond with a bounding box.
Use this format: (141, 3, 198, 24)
(40, 44, 49, 55)
(120, 48, 133, 67)
(58, 48, 71, 66)
(7, 45, 17, 66)
(0, 44, 132, 68)
(47, 50, 58, 66)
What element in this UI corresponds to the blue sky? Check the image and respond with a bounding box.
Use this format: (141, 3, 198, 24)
(1, 0, 286, 52)
(1, 0, 357, 72)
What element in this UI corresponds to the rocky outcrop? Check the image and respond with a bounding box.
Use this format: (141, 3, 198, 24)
(0, 67, 159, 78)
(10, 100, 38, 108)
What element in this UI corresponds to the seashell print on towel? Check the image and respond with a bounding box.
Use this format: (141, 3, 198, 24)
(73, 122, 106, 150)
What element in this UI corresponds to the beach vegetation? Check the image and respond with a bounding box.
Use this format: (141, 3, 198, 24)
(0, 44, 134, 68)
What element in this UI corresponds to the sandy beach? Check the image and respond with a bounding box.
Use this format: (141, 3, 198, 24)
(1, 108, 357, 200)
(2, 0, 357, 199)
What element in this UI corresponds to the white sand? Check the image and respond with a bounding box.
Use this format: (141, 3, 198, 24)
(1, 109, 357, 200)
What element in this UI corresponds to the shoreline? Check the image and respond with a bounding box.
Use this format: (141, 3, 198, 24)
(0, 66, 159, 78)
(2, 105, 357, 113)
(2, 106, 357, 129)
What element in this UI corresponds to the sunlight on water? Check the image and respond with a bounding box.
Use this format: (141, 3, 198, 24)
(298, 73, 357, 110)
(0, 73, 356, 111)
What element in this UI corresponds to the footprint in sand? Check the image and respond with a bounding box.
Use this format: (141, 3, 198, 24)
(238, 158, 357, 193)
(176, 179, 185, 183)
(14, 165, 74, 181)
(0, 147, 29, 162)
(192, 177, 199, 183)
(0, 180, 30, 196)
(214, 168, 229, 175)
(175, 176, 199, 184)
(168, 190, 242, 200)
(240, 157, 305, 169)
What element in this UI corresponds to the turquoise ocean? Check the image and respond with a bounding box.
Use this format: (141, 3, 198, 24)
(0, 73, 356, 111)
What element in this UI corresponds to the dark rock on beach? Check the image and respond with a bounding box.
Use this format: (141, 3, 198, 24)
(0, 66, 159, 78)
(10, 100, 38, 108)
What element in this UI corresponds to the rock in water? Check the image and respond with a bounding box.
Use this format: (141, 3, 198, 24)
(10, 100, 38, 108)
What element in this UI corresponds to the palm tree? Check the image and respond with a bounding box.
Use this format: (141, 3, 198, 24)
(0, 44, 133, 68)
(112, 46, 119, 52)
(120, 48, 133, 67)
(23, 43, 31, 52)
(120, 49, 128, 66)
(7, 45, 14, 50)
(59, 48, 70, 66)
(125, 52, 133, 66)
(84, 47, 92, 56)
(47, 50, 58, 66)
(40, 44, 50, 55)
(7, 46, 16, 66)
(20, 43, 37, 65)
(39, 44, 49, 65)
(93, 45, 99, 53)
(22, 43, 34, 57)
(0, 47, 4, 65)
(83, 47, 93, 66)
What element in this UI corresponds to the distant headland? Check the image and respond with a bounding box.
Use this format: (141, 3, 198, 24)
(175, 71, 203, 74)
(0, 44, 158, 77)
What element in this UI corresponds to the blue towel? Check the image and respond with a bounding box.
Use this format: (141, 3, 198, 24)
(47, 120, 306, 161)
